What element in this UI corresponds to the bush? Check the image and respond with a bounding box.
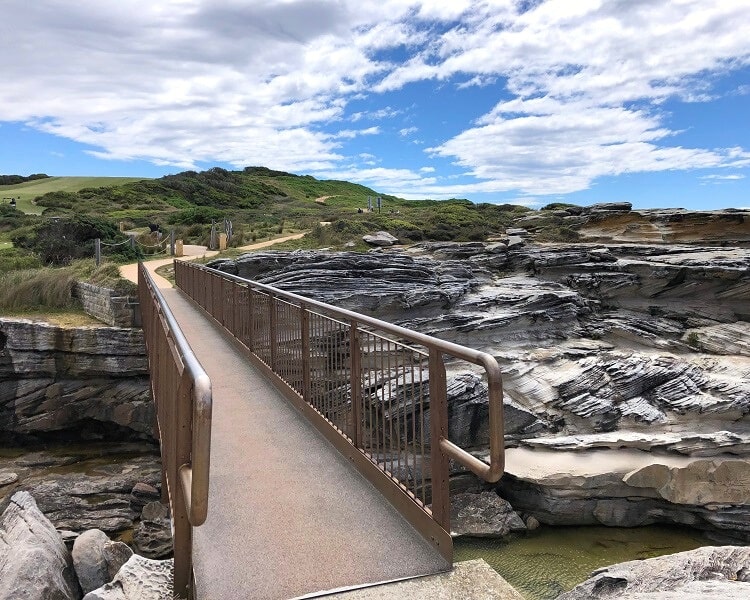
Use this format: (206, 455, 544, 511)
(0, 247, 42, 273)
(0, 204, 34, 232)
(167, 206, 224, 225)
(12, 215, 134, 265)
(36, 191, 77, 209)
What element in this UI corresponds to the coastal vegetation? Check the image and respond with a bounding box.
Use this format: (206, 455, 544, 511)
(3, 167, 533, 252)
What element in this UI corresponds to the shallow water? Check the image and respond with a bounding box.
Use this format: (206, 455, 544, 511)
(454, 525, 710, 600)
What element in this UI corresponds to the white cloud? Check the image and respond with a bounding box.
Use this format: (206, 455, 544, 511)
(334, 126, 380, 139)
(700, 174, 746, 181)
(399, 126, 418, 136)
(0, 0, 749, 196)
(419, 166, 435, 173)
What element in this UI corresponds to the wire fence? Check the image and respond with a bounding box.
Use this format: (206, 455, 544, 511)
(95, 232, 175, 265)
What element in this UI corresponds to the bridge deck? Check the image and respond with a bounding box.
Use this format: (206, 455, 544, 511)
(159, 286, 449, 600)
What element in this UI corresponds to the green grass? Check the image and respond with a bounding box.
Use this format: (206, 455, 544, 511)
(0, 241, 11, 249)
(0, 268, 76, 310)
(1, 176, 149, 214)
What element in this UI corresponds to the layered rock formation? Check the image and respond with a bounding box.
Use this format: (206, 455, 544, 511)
(556, 545, 750, 600)
(0, 445, 161, 537)
(0, 318, 153, 443)
(208, 235, 750, 540)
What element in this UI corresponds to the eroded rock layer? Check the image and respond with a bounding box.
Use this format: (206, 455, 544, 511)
(0, 318, 153, 443)
(210, 241, 750, 538)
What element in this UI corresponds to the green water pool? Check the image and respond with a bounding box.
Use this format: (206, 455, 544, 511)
(454, 525, 711, 600)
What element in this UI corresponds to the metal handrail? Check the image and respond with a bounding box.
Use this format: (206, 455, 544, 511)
(175, 260, 504, 561)
(138, 262, 212, 598)
(193, 265, 504, 481)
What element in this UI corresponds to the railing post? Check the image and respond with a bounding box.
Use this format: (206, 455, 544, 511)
(428, 347, 450, 532)
(247, 286, 255, 351)
(301, 303, 311, 404)
(349, 322, 362, 448)
(269, 294, 278, 371)
(172, 371, 194, 599)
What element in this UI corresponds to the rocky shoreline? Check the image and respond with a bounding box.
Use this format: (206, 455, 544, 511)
(208, 237, 750, 543)
(2, 208, 749, 598)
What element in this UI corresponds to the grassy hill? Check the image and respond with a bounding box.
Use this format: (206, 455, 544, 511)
(1, 176, 148, 214)
(0, 166, 547, 254)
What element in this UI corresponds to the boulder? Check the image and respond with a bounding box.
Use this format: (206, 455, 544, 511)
(72, 529, 133, 594)
(83, 555, 173, 600)
(362, 231, 399, 246)
(556, 545, 750, 599)
(450, 491, 526, 537)
(0, 491, 82, 600)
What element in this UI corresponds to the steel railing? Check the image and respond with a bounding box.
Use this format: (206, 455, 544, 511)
(174, 260, 504, 562)
(138, 262, 212, 598)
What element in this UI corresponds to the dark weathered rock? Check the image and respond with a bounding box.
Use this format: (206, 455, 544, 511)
(0, 318, 153, 443)
(587, 202, 633, 212)
(209, 250, 479, 318)
(132, 502, 172, 559)
(0, 491, 82, 600)
(556, 546, 750, 599)
(130, 483, 160, 511)
(450, 491, 526, 537)
(19, 453, 161, 534)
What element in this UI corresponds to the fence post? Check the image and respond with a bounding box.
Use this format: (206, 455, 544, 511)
(301, 304, 311, 404)
(428, 347, 450, 532)
(170, 230, 175, 256)
(94, 238, 101, 266)
(349, 322, 362, 447)
(172, 372, 194, 598)
(269, 295, 278, 371)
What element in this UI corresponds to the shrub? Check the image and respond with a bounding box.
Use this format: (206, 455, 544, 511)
(0, 247, 42, 273)
(12, 215, 135, 265)
(167, 206, 224, 225)
(686, 332, 701, 349)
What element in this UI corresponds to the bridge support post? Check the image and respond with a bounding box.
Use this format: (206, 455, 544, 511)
(301, 304, 311, 403)
(270, 295, 278, 370)
(428, 348, 450, 532)
(173, 372, 194, 599)
(349, 322, 362, 447)
(248, 287, 255, 352)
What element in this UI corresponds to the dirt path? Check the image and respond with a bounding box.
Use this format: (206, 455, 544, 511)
(119, 232, 307, 288)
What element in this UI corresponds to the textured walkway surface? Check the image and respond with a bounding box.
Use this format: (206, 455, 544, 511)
(158, 286, 449, 599)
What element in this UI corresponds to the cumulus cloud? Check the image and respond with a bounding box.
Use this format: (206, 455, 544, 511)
(1, 0, 749, 196)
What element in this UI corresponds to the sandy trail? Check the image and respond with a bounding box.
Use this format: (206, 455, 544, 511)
(119, 232, 307, 288)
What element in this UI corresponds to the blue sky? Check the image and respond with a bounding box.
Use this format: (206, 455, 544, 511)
(1, 0, 749, 210)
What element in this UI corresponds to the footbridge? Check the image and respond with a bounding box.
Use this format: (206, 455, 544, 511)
(137, 259, 506, 599)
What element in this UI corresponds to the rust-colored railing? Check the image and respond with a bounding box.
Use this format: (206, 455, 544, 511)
(175, 260, 504, 562)
(138, 262, 212, 598)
